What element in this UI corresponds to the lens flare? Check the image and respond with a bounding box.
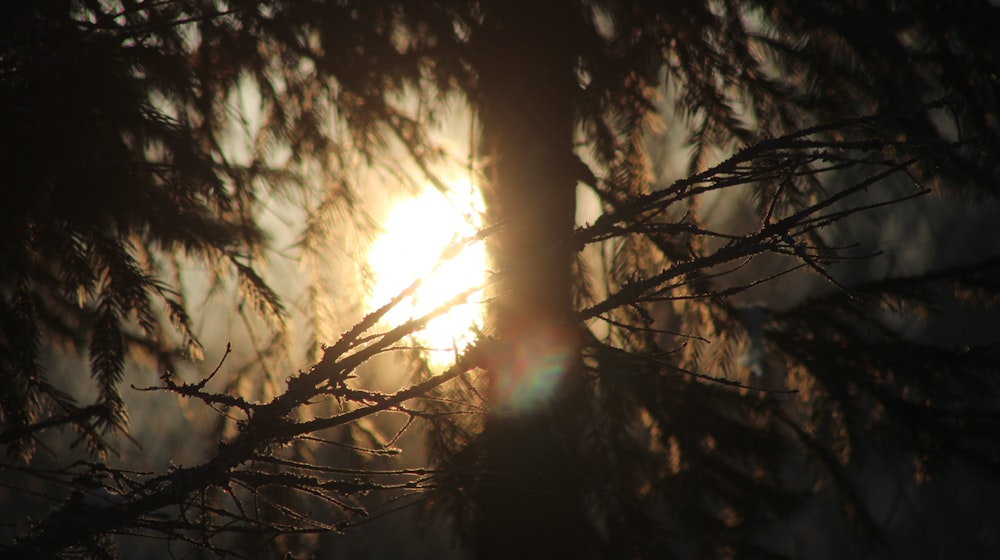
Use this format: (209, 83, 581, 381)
(489, 317, 577, 413)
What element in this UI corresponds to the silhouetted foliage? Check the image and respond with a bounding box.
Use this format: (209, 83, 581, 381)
(3, 1, 1000, 559)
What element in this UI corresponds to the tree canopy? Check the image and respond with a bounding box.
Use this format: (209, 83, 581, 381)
(3, 1, 1000, 558)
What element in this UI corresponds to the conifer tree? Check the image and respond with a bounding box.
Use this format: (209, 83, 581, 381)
(3, 1, 1000, 558)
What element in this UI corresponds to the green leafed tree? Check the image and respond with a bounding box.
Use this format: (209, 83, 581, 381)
(3, 1, 1000, 558)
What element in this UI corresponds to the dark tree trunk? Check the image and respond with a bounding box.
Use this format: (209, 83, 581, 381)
(473, 2, 595, 557)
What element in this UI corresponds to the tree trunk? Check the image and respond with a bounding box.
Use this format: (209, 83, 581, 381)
(474, 2, 594, 557)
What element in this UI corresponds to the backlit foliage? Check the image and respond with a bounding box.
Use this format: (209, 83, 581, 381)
(3, 1, 1000, 558)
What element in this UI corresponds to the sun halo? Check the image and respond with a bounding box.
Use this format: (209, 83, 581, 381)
(366, 181, 487, 367)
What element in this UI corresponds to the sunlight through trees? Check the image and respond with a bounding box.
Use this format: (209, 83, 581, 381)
(3, 2, 1000, 559)
(367, 182, 487, 367)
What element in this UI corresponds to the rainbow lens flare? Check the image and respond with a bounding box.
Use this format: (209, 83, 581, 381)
(490, 318, 577, 414)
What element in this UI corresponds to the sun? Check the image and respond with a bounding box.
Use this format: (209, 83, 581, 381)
(367, 180, 487, 366)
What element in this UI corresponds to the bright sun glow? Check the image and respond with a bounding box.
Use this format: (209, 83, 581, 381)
(367, 180, 487, 367)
